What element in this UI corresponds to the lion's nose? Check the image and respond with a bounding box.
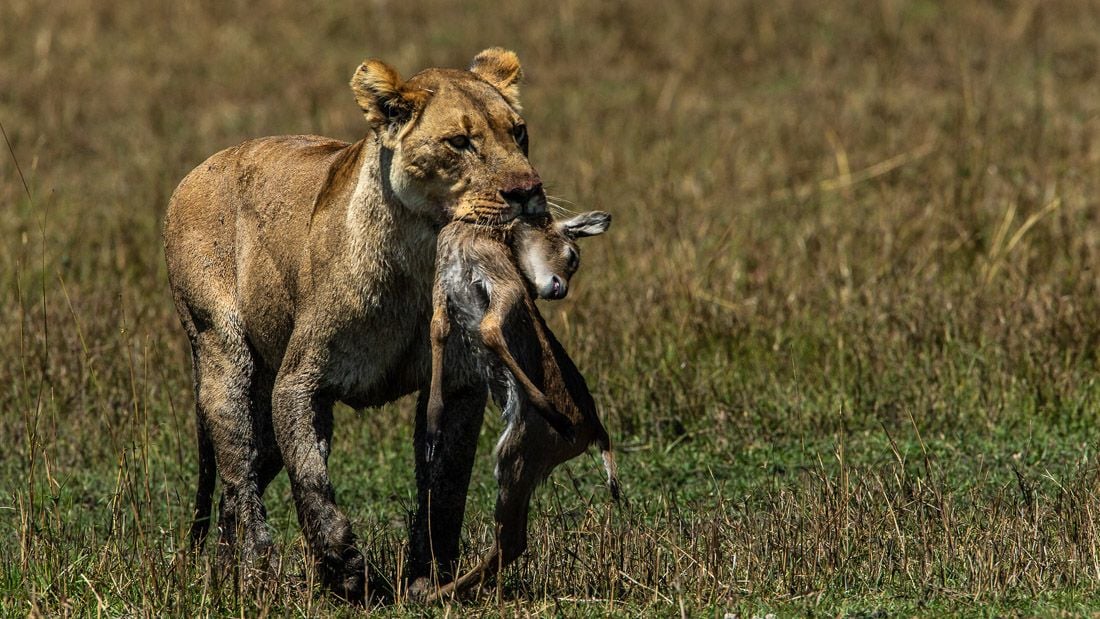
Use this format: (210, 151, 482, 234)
(501, 182, 545, 215)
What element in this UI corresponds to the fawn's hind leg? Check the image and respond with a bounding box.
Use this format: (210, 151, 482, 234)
(478, 288, 575, 442)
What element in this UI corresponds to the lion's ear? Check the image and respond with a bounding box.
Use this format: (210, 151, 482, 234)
(350, 59, 427, 130)
(469, 47, 523, 110)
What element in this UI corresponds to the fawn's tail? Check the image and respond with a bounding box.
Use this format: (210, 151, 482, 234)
(596, 430, 622, 501)
(602, 449, 622, 501)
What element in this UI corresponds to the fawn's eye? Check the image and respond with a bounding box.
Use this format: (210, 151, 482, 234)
(566, 247, 579, 271)
(447, 135, 471, 150)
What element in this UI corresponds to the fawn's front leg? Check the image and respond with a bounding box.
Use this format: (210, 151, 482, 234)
(425, 281, 450, 462)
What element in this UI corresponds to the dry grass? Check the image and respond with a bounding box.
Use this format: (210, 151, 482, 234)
(5, 0, 1100, 615)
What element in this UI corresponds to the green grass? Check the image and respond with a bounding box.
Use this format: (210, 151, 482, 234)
(5, 0, 1100, 615)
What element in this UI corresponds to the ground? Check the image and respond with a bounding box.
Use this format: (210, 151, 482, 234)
(4, 0, 1100, 616)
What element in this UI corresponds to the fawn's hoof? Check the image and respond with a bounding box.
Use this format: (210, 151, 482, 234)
(425, 431, 439, 462)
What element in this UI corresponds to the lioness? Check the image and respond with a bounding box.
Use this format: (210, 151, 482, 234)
(164, 48, 543, 601)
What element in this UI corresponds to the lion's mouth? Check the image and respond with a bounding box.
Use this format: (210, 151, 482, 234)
(452, 199, 518, 224)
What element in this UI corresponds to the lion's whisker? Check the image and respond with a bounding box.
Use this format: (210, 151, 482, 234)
(546, 194, 582, 207)
(546, 201, 578, 216)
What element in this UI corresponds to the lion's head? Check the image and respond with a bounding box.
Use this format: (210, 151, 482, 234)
(351, 48, 544, 224)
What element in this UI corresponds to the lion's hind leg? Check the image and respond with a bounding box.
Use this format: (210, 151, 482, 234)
(191, 309, 274, 574)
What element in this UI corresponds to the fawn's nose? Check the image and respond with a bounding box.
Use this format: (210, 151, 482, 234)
(500, 181, 545, 215)
(544, 275, 567, 300)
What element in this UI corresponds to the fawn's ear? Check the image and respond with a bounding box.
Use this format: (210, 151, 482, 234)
(469, 47, 523, 110)
(350, 59, 429, 133)
(560, 211, 612, 239)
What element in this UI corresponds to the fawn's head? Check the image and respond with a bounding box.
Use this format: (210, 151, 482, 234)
(513, 211, 611, 300)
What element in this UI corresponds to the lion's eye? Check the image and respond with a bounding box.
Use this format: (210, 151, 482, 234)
(447, 135, 471, 150)
(512, 124, 528, 153)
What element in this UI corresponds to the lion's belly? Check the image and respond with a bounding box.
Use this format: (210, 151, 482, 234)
(328, 314, 429, 408)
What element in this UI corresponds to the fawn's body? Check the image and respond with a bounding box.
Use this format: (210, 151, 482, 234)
(425, 213, 620, 600)
(426, 220, 575, 454)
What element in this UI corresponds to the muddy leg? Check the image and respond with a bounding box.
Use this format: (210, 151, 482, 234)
(251, 369, 284, 496)
(188, 346, 217, 550)
(426, 420, 542, 601)
(409, 381, 487, 595)
(189, 319, 273, 571)
(272, 355, 364, 602)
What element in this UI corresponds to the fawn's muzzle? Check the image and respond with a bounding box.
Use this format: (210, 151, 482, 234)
(543, 275, 567, 300)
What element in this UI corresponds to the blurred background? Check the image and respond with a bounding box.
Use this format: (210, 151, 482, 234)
(4, 0, 1100, 615)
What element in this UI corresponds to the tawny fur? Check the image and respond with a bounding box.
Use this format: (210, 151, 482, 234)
(164, 49, 545, 601)
(468, 47, 524, 111)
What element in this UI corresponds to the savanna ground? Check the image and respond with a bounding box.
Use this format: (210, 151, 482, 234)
(3, 0, 1100, 616)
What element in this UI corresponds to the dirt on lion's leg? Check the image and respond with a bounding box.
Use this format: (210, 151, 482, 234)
(272, 355, 365, 603)
(190, 315, 275, 583)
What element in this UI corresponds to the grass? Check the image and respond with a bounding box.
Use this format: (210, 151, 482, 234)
(4, 0, 1100, 615)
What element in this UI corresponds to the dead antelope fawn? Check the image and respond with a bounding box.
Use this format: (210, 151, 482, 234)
(425, 210, 621, 601)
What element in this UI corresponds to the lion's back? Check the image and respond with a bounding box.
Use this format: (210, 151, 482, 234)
(163, 134, 352, 342)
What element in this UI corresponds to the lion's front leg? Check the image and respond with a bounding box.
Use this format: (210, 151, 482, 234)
(408, 379, 487, 596)
(272, 347, 366, 603)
